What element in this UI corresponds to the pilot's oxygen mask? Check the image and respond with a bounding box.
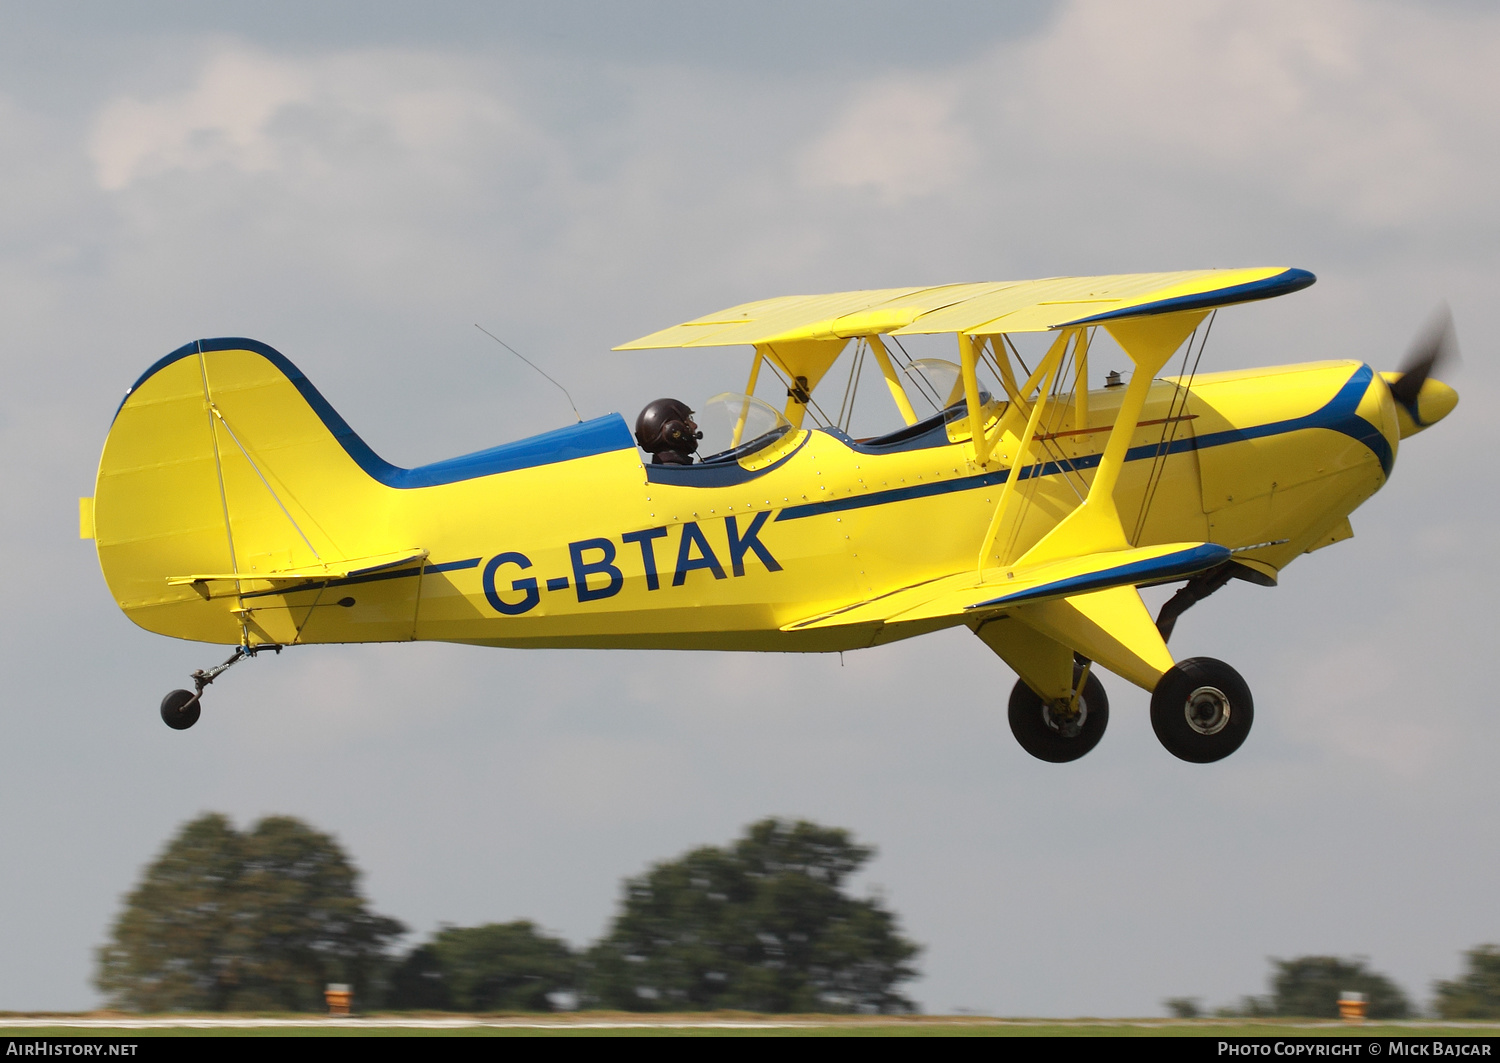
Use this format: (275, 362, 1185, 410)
(694, 392, 792, 464)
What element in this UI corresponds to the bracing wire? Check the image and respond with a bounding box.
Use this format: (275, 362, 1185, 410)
(984, 335, 1089, 503)
(1129, 310, 1216, 546)
(1030, 338, 1090, 503)
(835, 339, 868, 433)
(206, 403, 322, 561)
(834, 340, 855, 428)
(845, 347, 865, 432)
(888, 335, 944, 410)
(758, 352, 834, 428)
(997, 335, 1093, 566)
(1127, 339, 1193, 546)
(1003, 335, 1033, 379)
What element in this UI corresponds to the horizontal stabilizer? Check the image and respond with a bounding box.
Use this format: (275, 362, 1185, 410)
(785, 542, 1228, 632)
(167, 548, 428, 586)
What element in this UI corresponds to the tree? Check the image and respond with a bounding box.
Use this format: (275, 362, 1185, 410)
(96, 813, 405, 1011)
(388, 922, 577, 1011)
(583, 818, 920, 1013)
(386, 945, 450, 1010)
(94, 813, 244, 1011)
(1215, 995, 1276, 1018)
(1163, 996, 1202, 1018)
(1267, 956, 1412, 1019)
(1434, 944, 1500, 1018)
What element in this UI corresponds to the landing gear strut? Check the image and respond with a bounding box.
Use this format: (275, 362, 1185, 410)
(1008, 662, 1109, 763)
(159, 644, 281, 730)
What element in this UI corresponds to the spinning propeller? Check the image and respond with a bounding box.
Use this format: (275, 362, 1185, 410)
(1384, 304, 1460, 437)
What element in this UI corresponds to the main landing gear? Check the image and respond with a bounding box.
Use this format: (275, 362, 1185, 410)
(1008, 662, 1109, 763)
(159, 644, 281, 730)
(1149, 657, 1253, 763)
(1145, 563, 1258, 761)
(1006, 656, 1254, 763)
(1006, 564, 1260, 762)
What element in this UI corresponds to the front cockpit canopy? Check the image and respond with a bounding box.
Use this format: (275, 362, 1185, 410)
(694, 392, 792, 463)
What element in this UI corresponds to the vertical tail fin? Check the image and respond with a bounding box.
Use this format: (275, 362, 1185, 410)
(94, 339, 391, 644)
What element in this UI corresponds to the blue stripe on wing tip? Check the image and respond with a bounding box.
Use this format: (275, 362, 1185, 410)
(966, 543, 1233, 610)
(1063, 268, 1317, 326)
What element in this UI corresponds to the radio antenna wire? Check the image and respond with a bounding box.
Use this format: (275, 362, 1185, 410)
(475, 323, 583, 423)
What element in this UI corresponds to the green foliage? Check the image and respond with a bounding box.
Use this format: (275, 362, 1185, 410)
(388, 922, 577, 1011)
(1163, 996, 1201, 1018)
(583, 818, 920, 1013)
(1267, 956, 1411, 1019)
(99, 814, 920, 1016)
(96, 813, 404, 1012)
(94, 813, 244, 1012)
(1433, 944, 1500, 1018)
(387, 945, 450, 1010)
(1214, 995, 1275, 1018)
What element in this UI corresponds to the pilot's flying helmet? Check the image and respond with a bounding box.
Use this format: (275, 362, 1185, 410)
(634, 397, 702, 458)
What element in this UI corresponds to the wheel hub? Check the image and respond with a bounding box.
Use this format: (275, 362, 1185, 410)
(1043, 698, 1088, 738)
(1184, 685, 1231, 735)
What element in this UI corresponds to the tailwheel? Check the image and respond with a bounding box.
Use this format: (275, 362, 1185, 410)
(1150, 657, 1253, 763)
(1008, 665, 1108, 763)
(157, 643, 281, 730)
(160, 689, 201, 730)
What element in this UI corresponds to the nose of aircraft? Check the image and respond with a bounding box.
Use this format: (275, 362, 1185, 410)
(1379, 372, 1459, 438)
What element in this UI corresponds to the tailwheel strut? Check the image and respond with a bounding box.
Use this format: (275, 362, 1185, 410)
(160, 644, 281, 730)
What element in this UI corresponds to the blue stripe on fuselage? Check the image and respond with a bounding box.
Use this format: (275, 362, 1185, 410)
(775, 364, 1389, 523)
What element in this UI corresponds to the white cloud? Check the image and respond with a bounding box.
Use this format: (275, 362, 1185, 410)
(90, 50, 311, 190)
(88, 47, 546, 196)
(797, 0, 1500, 227)
(799, 79, 976, 204)
(1000, 0, 1500, 227)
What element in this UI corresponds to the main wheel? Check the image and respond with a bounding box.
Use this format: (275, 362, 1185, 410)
(161, 689, 201, 730)
(1150, 657, 1253, 763)
(1008, 667, 1108, 763)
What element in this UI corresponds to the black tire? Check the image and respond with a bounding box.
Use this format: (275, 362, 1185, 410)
(161, 689, 201, 730)
(1150, 657, 1253, 763)
(1008, 667, 1108, 763)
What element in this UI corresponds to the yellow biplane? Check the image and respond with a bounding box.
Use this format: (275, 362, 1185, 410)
(82, 268, 1457, 762)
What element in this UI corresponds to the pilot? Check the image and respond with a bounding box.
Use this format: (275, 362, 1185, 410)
(635, 397, 702, 465)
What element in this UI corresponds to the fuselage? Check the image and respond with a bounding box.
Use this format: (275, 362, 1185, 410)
(94, 347, 1398, 653)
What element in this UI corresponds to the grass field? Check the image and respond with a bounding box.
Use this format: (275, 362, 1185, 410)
(3, 1015, 1499, 1037)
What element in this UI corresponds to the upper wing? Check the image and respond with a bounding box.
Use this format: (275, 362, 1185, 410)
(614, 268, 1313, 349)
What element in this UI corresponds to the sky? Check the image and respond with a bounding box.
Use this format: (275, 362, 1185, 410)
(0, 0, 1496, 1015)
